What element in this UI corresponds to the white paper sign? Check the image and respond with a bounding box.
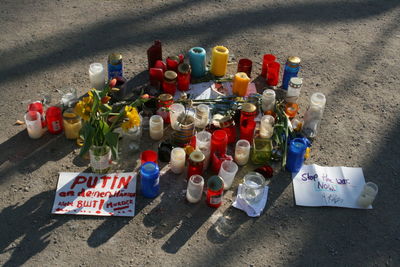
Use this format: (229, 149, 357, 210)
(293, 164, 371, 209)
(51, 172, 137, 217)
(174, 81, 257, 100)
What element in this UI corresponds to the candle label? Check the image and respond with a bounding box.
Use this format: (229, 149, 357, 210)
(210, 194, 222, 205)
(108, 63, 123, 80)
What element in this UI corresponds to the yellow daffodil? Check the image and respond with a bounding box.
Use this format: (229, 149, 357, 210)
(74, 91, 94, 121)
(121, 106, 141, 131)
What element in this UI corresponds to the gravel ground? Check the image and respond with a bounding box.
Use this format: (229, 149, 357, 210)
(0, 0, 399, 266)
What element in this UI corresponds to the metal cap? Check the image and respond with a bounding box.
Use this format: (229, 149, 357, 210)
(164, 70, 177, 81)
(108, 53, 123, 65)
(287, 56, 301, 67)
(242, 103, 256, 113)
(158, 93, 173, 102)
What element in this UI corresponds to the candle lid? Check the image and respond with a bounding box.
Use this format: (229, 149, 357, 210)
(242, 103, 256, 113)
(63, 109, 79, 121)
(108, 53, 123, 65)
(287, 56, 301, 67)
(289, 77, 303, 88)
(141, 162, 160, 177)
(168, 55, 180, 62)
(207, 175, 224, 191)
(190, 47, 206, 55)
(158, 93, 173, 102)
(213, 46, 229, 55)
(189, 150, 205, 164)
(178, 63, 191, 74)
(164, 70, 177, 81)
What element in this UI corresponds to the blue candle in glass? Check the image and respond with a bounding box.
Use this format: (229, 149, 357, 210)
(140, 162, 160, 198)
(286, 138, 309, 172)
(189, 47, 206, 78)
(282, 56, 301, 90)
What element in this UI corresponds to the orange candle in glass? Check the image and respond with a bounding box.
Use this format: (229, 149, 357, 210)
(232, 72, 250, 97)
(285, 103, 299, 119)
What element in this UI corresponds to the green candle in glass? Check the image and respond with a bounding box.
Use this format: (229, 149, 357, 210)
(251, 138, 272, 165)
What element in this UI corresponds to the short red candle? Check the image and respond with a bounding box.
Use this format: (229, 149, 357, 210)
(187, 151, 205, 180)
(266, 61, 281, 86)
(154, 60, 166, 72)
(210, 130, 228, 157)
(163, 71, 178, 95)
(149, 68, 164, 88)
(147, 40, 162, 69)
(261, 54, 276, 77)
(166, 56, 180, 72)
(206, 175, 224, 208)
(141, 150, 158, 165)
(237, 58, 253, 78)
(177, 63, 191, 91)
(240, 103, 257, 143)
(46, 106, 63, 134)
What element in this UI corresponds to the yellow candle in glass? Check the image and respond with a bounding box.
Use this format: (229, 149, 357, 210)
(232, 72, 250, 96)
(210, 46, 229, 77)
(63, 110, 82, 140)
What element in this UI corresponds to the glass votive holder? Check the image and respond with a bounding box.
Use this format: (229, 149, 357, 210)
(266, 61, 281, 86)
(211, 129, 228, 157)
(24, 111, 43, 139)
(261, 54, 276, 77)
(234, 139, 251, 166)
(63, 108, 82, 140)
(357, 182, 378, 207)
(218, 160, 239, 190)
(285, 102, 299, 119)
(194, 104, 210, 130)
(149, 115, 164, 140)
(186, 175, 204, 203)
(89, 63, 105, 90)
(237, 58, 253, 78)
(169, 103, 185, 130)
(240, 172, 265, 204)
(260, 115, 275, 139)
(170, 147, 186, 174)
(141, 150, 158, 165)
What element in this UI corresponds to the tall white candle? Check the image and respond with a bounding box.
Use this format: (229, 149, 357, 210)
(149, 115, 163, 140)
(186, 175, 204, 203)
(24, 111, 43, 139)
(89, 63, 105, 90)
(170, 147, 186, 174)
(218, 160, 238, 190)
(234, 139, 250, 166)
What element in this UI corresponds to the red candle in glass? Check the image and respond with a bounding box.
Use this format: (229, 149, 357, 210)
(266, 62, 281, 86)
(157, 94, 173, 124)
(154, 60, 167, 72)
(28, 101, 46, 127)
(177, 63, 191, 91)
(237, 58, 253, 78)
(46, 106, 63, 134)
(211, 152, 233, 173)
(261, 54, 276, 77)
(240, 103, 257, 143)
(210, 130, 228, 157)
(206, 175, 224, 208)
(166, 56, 180, 72)
(141, 150, 158, 165)
(147, 40, 162, 69)
(187, 151, 205, 180)
(149, 68, 164, 88)
(218, 116, 237, 144)
(178, 54, 184, 63)
(162, 71, 178, 95)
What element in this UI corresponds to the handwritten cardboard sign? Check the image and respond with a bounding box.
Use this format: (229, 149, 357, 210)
(293, 164, 371, 209)
(52, 172, 136, 217)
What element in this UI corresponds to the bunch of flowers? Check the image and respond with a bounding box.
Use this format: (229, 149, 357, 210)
(74, 79, 146, 159)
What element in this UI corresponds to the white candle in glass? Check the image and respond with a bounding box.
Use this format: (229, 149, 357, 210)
(169, 103, 185, 130)
(89, 63, 105, 90)
(24, 111, 43, 139)
(196, 131, 211, 170)
(260, 115, 275, 139)
(235, 139, 250, 166)
(186, 175, 204, 203)
(194, 104, 210, 129)
(170, 147, 186, 174)
(218, 160, 238, 190)
(149, 115, 163, 140)
(357, 182, 378, 207)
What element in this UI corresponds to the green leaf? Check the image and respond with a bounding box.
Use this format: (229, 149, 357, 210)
(105, 131, 119, 159)
(79, 123, 95, 157)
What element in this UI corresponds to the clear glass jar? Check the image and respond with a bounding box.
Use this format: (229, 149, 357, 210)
(302, 92, 326, 138)
(259, 115, 274, 139)
(149, 115, 164, 140)
(186, 175, 204, 203)
(89, 145, 112, 174)
(121, 125, 142, 154)
(261, 89, 275, 113)
(239, 172, 265, 204)
(169, 103, 185, 130)
(194, 104, 210, 130)
(234, 139, 250, 166)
